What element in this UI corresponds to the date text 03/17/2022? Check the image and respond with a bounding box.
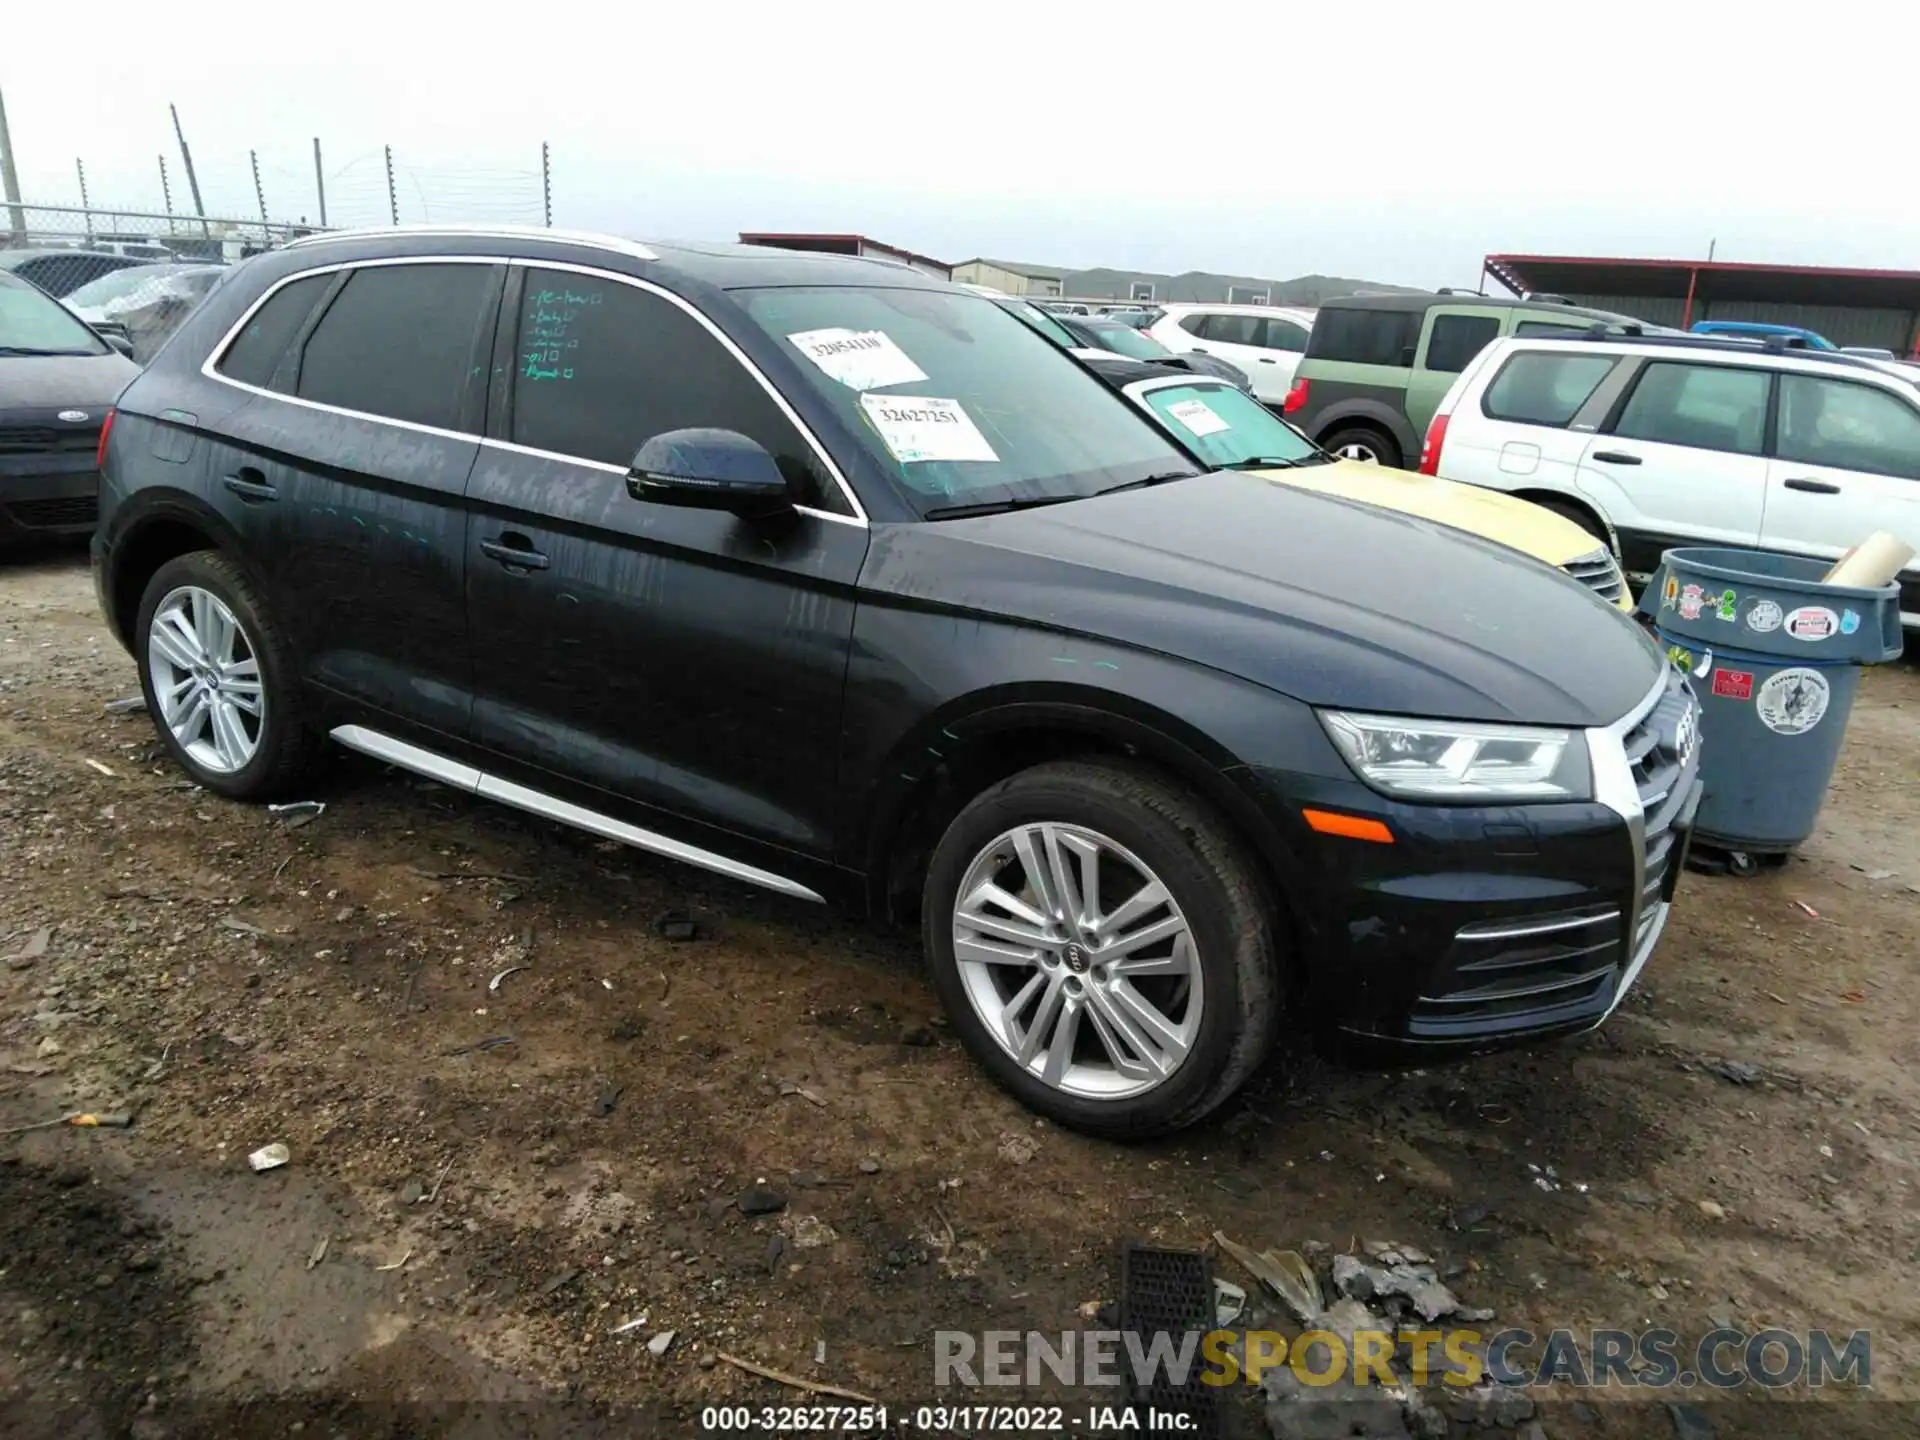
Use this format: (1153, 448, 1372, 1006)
(698, 1404, 1196, 1432)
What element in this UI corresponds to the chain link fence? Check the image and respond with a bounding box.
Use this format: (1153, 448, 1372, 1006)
(2, 202, 318, 362)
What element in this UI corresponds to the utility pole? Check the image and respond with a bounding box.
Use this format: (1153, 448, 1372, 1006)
(541, 141, 552, 227)
(384, 144, 398, 226)
(75, 158, 92, 239)
(170, 103, 209, 236)
(158, 155, 175, 232)
(0, 83, 26, 244)
(312, 137, 327, 227)
(250, 149, 267, 225)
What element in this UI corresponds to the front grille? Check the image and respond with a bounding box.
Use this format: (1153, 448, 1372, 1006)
(1410, 907, 1624, 1035)
(0, 425, 100, 456)
(1622, 668, 1699, 946)
(1562, 547, 1627, 605)
(4, 495, 98, 528)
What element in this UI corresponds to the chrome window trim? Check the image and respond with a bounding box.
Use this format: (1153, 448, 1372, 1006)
(284, 223, 660, 262)
(330, 725, 825, 904)
(199, 254, 868, 527)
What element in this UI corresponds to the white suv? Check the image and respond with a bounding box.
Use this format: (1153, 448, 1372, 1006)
(1421, 333, 1920, 630)
(1147, 303, 1315, 404)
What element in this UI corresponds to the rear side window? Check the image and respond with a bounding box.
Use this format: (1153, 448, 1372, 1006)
(1258, 318, 1309, 352)
(214, 273, 331, 388)
(1424, 314, 1500, 373)
(296, 264, 499, 431)
(1777, 375, 1920, 479)
(1613, 362, 1769, 455)
(508, 269, 841, 512)
(1202, 314, 1262, 346)
(1307, 307, 1420, 366)
(1176, 312, 1210, 338)
(1481, 352, 1618, 426)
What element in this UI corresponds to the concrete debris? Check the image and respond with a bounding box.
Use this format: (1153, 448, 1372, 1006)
(786, 1214, 838, 1250)
(1330, 1251, 1487, 1324)
(647, 1330, 677, 1357)
(1710, 1059, 1762, 1085)
(7, 926, 52, 970)
(247, 1143, 290, 1173)
(1213, 1278, 1247, 1327)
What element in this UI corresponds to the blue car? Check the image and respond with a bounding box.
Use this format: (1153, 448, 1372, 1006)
(1689, 320, 1836, 350)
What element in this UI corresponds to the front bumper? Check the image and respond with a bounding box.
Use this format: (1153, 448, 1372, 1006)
(0, 453, 100, 542)
(1249, 668, 1701, 1056)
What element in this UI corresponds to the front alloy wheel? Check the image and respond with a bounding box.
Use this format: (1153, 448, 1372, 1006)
(952, 822, 1202, 1100)
(146, 585, 266, 774)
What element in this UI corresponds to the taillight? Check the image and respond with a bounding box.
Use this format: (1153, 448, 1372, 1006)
(1282, 378, 1309, 414)
(95, 408, 117, 470)
(1418, 411, 1450, 475)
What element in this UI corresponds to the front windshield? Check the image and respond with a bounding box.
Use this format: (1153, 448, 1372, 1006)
(0, 274, 108, 354)
(739, 286, 1201, 513)
(1088, 322, 1172, 361)
(64, 266, 181, 308)
(1134, 380, 1322, 468)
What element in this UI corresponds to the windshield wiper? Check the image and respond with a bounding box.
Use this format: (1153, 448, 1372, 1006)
(923, 494, 1088, 520)
(1223, 456, 1314, 470)
(0, 346, 94, 357)
(1092, 470, 1198, 496)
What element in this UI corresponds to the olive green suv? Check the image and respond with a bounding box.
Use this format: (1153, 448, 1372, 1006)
(1282, 293, 1663, 469)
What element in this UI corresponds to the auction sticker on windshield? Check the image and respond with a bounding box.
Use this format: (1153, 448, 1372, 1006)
(788, 328, 927, 391)
(860, 395, 1000, 464)
(1165, 398, 1231, 438)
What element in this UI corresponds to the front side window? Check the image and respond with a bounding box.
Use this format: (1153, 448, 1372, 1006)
(296, 264, 498, 430)
(1423, 314, 1501, 373)
(1306, 307, 1420, 366)
(1135, 381, 1321, 470)
(1777, 374, 1920, 479)
(0, 272, 109, 355)
(1613, 361, 1769, 455)
(510, 269, 841, 511)
(1202, 314, 1262, 346)
(736, 285, 1201, 513)
(1481, 352, 1618, 426)
(216, 272, 331, 388)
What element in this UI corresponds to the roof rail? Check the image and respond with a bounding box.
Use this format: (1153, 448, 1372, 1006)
(1532, 327, 1896, 374)
(283, 224, 659, 262)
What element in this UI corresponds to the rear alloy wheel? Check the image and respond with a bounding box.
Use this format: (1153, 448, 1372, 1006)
(924, 759, 1279, 1138)
(135, 550, 323, 800)
(1322, 425, 1402, 469)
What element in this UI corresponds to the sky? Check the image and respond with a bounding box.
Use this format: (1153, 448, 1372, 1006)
(4, 0, 1915, 291)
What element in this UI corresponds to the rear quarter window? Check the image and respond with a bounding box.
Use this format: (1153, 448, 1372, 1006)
(214, 273, 333, 388)
(1306, 307, 1420, 366)
(1481, 351, 1619, 426)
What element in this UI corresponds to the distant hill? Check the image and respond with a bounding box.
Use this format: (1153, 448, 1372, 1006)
(1056, 265, 1427, 306)
(1267, 274, 1429, 305)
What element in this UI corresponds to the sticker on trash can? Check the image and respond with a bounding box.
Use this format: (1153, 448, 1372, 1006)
(1711, 667, 1754, 700)
(1744, 598, 1783, 634)
(1840, 609, 1861, 635)
(1755, 667, 1830, 735)
(1661, 575, 1679, 610)
(1714, 589, 1738, 622)
(1784, 605, 1840, 642)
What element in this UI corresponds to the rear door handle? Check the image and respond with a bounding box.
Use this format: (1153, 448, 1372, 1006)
(1783, 477, 1841, 495)
(1257, 356, 1278, 364)
(480, 535, 550, 571)
(222, 467, 277, 502)
(1590, 450, 1642, 465)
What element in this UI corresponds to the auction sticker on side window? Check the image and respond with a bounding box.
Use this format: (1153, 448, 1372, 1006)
(787, 328, 927, 391)
(859, 395, 999, 464)
(1164, 397, 1231, 438)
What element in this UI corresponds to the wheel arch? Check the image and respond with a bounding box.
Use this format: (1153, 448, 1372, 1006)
(104, 492, 246, 650)
(1508, 487, 1618, 553)
(858, 687, 1308, 943)
(1309, 399, 1419, 457)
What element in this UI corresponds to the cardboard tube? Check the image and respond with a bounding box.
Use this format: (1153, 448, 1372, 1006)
(1821, 532, 1915, 589)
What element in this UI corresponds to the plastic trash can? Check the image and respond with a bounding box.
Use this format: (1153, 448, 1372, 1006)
(1636, 547, 1903, 867)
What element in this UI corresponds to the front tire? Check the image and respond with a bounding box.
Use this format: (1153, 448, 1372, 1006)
(922, 759, 1280, 1138)
(136, 550, 323, 801)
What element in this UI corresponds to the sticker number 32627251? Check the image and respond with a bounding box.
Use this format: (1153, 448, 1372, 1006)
(859, 396, 1000, 465)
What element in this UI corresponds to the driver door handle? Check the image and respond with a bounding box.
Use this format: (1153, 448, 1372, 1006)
(1783, 477, 1841, 495)
(480, 534, 550, 571)
(1590, 450, 1642, 465)
(222, 467, 277, 502)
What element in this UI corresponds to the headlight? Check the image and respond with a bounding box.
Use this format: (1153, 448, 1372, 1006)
(1319, 710, 1591, 802)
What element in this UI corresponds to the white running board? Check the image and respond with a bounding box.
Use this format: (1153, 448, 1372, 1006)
(329, 724, 826, 903)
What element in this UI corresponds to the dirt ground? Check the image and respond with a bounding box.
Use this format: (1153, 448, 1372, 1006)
(3, 546, 1917, 1440)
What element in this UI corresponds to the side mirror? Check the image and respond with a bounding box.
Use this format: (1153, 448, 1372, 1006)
(627, 428, 791, 518)
(103, 332, 135, 359)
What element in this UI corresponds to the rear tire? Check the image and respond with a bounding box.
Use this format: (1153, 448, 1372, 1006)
(1321, 424, 1403, 469)
(135, 550, 324, 802)
(922, 758, 1280, 1139)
